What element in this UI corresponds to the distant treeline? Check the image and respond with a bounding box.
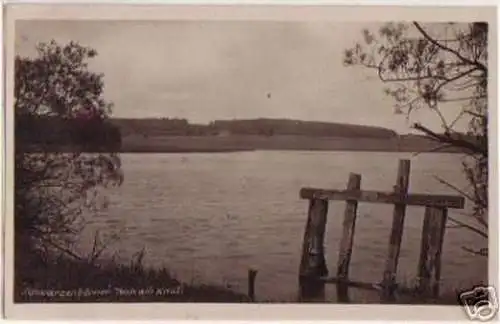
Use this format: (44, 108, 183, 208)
(113, 118, 399, 138)
(15, 116, 468, 154)
(16, 115, 122, 152)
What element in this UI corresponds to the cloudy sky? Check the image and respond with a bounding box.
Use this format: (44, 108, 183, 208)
(15, 20, 468, 134)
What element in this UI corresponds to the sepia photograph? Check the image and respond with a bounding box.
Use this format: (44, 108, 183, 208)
(3, 3, 497, 321)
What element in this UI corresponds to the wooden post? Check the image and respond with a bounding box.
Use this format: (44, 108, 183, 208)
(381, 159, 411, 302)
(336, 173, 361, 303)
(248, 268, 257, 302)
(432, 207, 448, 297)
(298, 198, 329, 301)
(297, 158, 463, 303)
(416, 206, 432, 296)
(417, 206, 448, 298)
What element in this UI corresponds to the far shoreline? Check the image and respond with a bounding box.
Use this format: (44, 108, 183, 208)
(115, 148, 461, 154)
(18, 134, 465, 154)
(19, 147, 463, 155)
(118, 134, 464, 154)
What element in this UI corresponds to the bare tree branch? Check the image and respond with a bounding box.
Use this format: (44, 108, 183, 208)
(433, 175, 476, 203)
(413, 123, 485, 156)
(413, 22, 487, 72)
(461, 246, 488, 257)
(434, 67, 481, 95)
(447, 216, 488, 239)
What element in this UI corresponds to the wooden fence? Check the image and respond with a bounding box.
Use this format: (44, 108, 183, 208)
(298, 159, 465, 303)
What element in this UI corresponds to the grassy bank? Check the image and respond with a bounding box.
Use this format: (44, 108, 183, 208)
(16, 248, 471, 304)
(15, 252, 250, 303)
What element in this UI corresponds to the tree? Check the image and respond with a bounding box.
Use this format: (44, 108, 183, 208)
(15, 40, 124, 286)
(343, 22, 488, 254)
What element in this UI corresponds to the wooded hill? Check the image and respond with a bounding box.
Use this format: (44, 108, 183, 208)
(15, 116, 464, 153)
(113, 118, 398, 138)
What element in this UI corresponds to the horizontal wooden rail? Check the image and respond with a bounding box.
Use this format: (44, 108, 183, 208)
(320, 277, 380, 292)
(300, 188, 465, 209)
(320, 277, 419, 296)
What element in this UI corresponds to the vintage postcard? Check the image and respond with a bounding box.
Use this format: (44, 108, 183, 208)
(2, 3, 498, 321)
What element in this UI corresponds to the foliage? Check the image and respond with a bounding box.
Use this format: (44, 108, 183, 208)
(114, 118, 398, 138)
(343, 22, 488, 249)
(16, 247, 250, 302)
(15, 40, 124, 279)
(16, 115, 122, 151)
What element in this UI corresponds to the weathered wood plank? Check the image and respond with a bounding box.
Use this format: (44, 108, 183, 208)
(298, 198, 329, 301)
(432, 208, 448, 297)
(320, 276, 381, 292)
(417, 206, 432, 295)
(382, 159, 411, 302)
(321, 276, 424, 298)
(300, 188, 464, 209)
(417, 206, 448, 298)
(336, 173, 361, 303)
(321, 277, 422, 297)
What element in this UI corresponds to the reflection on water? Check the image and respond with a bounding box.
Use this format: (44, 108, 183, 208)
(80, 151, 487, 301)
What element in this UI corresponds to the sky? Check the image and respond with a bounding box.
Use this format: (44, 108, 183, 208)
(15, 20, 470, 134)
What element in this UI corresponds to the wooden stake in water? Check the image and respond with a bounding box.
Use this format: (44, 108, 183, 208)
(336, 173, 361, 303)
(298, 198, 329, 301)
(382, 159, 410, 302)
(248, 268, 258, 302)
(417, 206, 448, 298)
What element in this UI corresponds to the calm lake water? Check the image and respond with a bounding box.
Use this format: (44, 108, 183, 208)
(81, 151, 487, 302)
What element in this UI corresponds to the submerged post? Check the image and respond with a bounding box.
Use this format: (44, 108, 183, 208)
(381, 159, 411, 302)
(297, 158, 463, 303)
(298, 198, 329, 301)
(248, 268, 258, 302)
(417, 206, 448, 298)
(336, 173, 361, 303)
